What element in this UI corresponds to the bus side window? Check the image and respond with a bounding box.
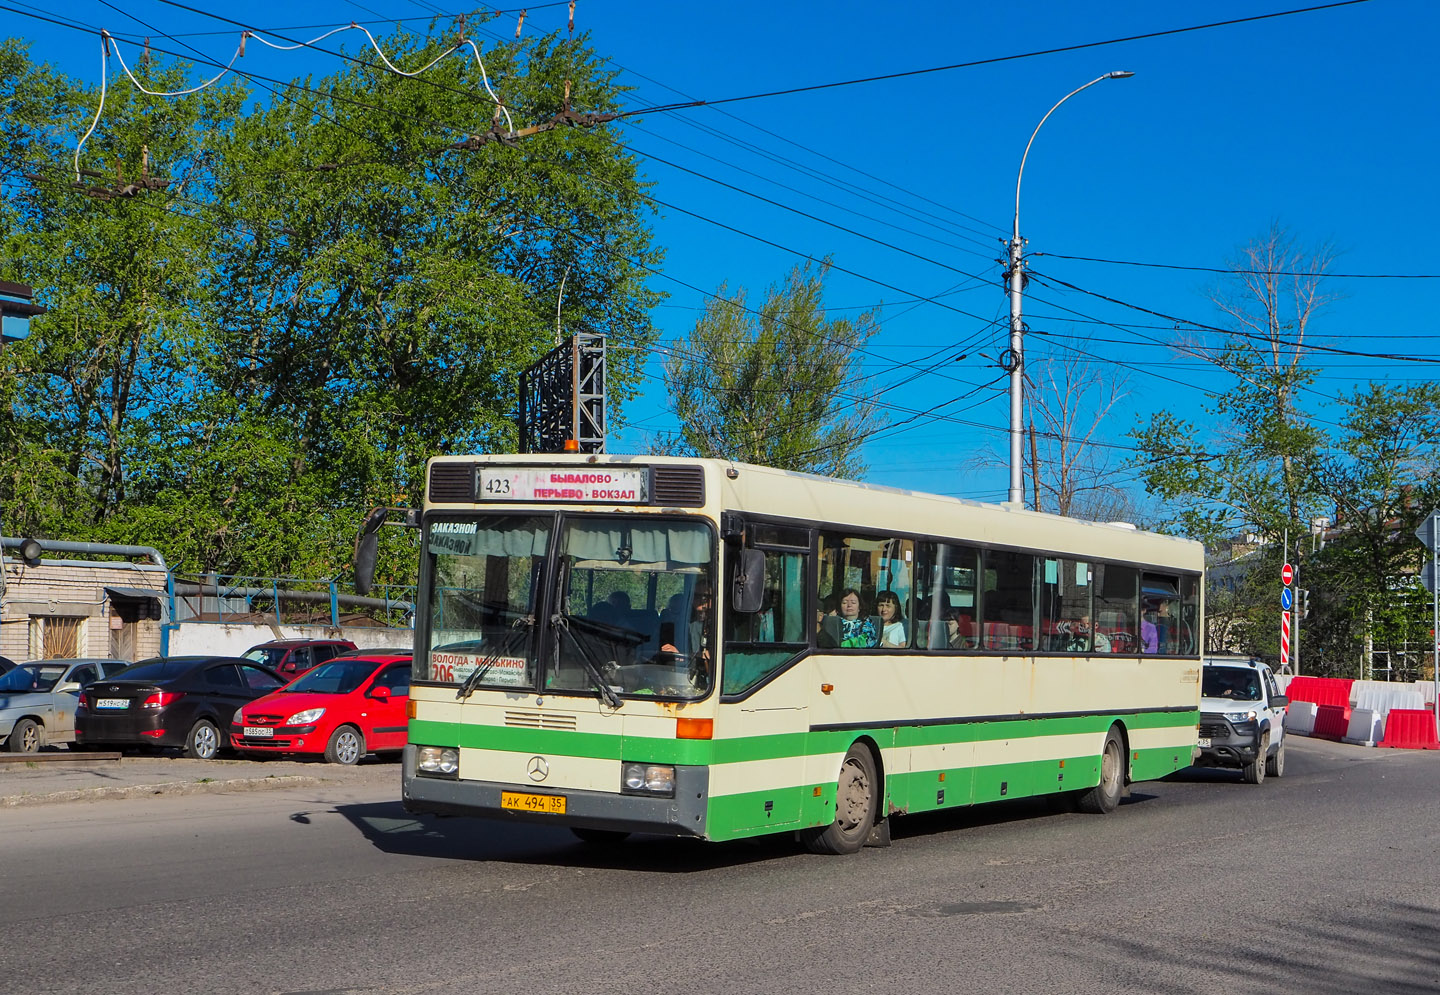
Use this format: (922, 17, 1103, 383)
(728, 548, 806, 645)
(1039, 558, 1092, 652)
(723, 548, 807, 694)
(981, 549, 1035, 651)
(1093, 563, 1138, 653)
(914, 542, 979, 651)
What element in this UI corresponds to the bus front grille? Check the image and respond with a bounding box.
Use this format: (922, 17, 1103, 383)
(505, 710, 579, 731)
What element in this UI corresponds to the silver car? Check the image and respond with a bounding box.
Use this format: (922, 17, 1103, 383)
(0, 659, 131, 752)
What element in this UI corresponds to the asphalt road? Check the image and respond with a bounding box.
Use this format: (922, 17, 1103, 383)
(4, 737, 1440, 995)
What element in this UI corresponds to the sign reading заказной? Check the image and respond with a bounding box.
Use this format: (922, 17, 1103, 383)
(478, 467, 649, 504)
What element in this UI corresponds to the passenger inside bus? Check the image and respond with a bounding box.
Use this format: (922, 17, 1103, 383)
(876, 590, 907, 647)
(945, 611, 976, 649)
(835, 588, 879, 648)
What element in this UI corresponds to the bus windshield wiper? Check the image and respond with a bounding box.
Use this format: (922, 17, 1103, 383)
(456, 615, 535, 700)
(551, 612, 623, 709)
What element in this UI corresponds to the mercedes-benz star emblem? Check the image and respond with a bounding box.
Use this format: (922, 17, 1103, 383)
(527, 756, 550, 782)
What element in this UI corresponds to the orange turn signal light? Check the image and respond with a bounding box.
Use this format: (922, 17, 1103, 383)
(407, 700, 418, 719)
(563, 439, 579, 452)
(676, 717, 713, 740)
(820, 684, 833, 695)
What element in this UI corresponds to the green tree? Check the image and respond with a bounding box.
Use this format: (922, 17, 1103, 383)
(0, 25, 663, 584)
(658, 261, 883, 478)
(0, 39, 245, 545)
(203, 26, 661, 580)
(1302, 383, 1440, 677)
(1133, 224, 1334, 545)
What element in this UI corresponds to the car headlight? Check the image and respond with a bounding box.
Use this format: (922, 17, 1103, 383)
(287, 707, 325, 725)
(416, 745, 459, 776)
(1226, 710, 1258, 723)
(622, 762, 675, 796)
(231, 708, 245, 725)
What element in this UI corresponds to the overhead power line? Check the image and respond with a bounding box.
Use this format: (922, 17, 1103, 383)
(1030, 271, 1440, 365)
(1038, 251, 1440, 279)
(632, 1, 1373, 114)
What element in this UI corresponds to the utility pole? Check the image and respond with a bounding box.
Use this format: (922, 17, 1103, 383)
(1005, 72, 1133, 508)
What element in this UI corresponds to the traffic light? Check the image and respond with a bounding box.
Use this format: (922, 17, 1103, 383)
(1299, 588, 1310, 619)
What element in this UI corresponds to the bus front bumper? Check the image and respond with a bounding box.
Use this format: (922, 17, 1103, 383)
(401, 744, 710, 838)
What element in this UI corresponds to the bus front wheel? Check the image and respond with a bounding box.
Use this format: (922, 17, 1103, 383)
(802, 743, 877, 855)
(1077, 727, 1125, 814)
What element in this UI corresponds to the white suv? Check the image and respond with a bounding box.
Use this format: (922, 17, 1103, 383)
(1195, 657, 1288, 784)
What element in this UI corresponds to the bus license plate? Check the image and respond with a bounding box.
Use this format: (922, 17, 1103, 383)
(1197, 737, 1211, 748)
(501, 791, 566, 815)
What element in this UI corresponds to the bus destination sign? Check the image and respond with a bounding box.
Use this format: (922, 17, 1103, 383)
(430, 650, 526, 686)
(478, 467, 649, 504)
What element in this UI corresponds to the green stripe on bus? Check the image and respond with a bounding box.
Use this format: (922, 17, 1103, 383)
(410, 711, 1196, 768)
(701, 743, 1194, 842)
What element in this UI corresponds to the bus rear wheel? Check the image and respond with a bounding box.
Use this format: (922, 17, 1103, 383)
(1077, 727, 1125, 814)
(802, 743, 877, 855)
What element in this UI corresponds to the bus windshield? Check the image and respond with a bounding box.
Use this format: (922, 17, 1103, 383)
(421, 514, 715, 700)
(552, 517, 714, 699)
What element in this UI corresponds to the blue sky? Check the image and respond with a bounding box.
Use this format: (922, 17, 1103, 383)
(8, 0, 1438, 509)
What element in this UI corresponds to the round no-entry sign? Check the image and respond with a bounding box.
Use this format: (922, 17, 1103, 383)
(1281, 563, 1295, 586)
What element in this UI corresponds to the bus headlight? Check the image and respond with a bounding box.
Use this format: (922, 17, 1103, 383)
(622, 762, 675, 796)
(416, 746, 459, 777)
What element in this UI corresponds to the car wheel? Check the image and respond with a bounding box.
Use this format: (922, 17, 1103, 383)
(183, 719, 221, 760)
(800, 742, 879, 855)
(1077, 726, 1126, 814)
(571, 828, 631, 845)
(1266, 738, 1285, 779)
(1243, 733, 1269, 785)
(324, 725, 364, 765)
(7, 718, 40, 753)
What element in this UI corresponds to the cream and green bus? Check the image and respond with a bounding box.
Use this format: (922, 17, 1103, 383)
(401, 454, 1203, 854)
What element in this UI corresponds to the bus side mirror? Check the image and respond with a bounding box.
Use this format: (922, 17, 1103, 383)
(354, 507, 388, 596)
(732, 549, 765, 614)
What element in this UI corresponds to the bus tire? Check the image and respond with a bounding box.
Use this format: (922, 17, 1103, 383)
(1077, 727, 1125, 814)
(801, 743, 878, 855)
(571, 827, 630, 845)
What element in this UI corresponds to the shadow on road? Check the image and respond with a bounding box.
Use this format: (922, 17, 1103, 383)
(331, 798, 801, 872)
(330, 783, 1163, 872)
(1078, 898, 1440, 995)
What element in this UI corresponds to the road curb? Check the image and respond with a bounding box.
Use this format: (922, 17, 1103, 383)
(0, 774, 328, 808)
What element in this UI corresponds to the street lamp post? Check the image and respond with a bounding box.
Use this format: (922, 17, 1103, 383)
(1006, 71, 1134, 508)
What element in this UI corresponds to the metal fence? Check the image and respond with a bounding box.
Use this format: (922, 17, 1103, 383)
(169, 574, 415, 629)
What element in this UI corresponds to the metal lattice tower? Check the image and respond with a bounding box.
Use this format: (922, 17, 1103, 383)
(518, 332, 606, 454)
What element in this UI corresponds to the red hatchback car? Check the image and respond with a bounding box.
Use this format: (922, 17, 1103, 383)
(230, 653, 410, 765)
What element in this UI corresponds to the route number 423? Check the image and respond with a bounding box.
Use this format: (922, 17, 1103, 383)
(483, 477, 511, 496)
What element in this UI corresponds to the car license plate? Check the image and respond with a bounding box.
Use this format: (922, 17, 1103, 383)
(1197, 737, 1212, 748)
(501, 791, 566, 814)
(96, 698, 129, 709)
(244, 726, 274, 738)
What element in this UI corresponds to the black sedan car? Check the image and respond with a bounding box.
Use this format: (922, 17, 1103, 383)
(76, 656, 286, 759)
